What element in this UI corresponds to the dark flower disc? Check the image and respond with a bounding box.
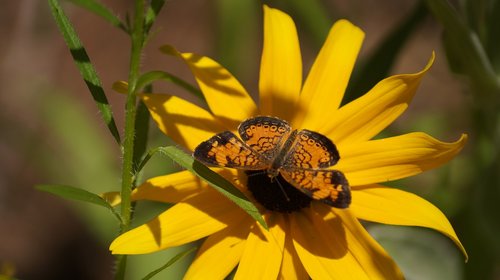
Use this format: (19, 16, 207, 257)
(245, 170, 312, 213)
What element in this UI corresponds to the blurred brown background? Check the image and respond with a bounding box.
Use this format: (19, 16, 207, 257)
(0, 0, 473, 279)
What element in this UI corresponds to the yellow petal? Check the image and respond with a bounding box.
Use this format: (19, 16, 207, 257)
(278, 215, 308, 280)
(101, 170, 234, 206)
(131, 170, 207, 203)
(184, 217, 252, 280)
(100, 191, 121, 206)
(112, 80, 128, 94)
(109, 189, 243, 254)
(142, 93, 226, 151)
(316, 205, 404, 279)
(259, 5, 302, 120)
(323, 54, 434, 145)
(294, 20, 364, 130)
(350, 184, 467, 260)
(160, 45, 258, 128)
(291, 208, 370, 280)
(337, 132, 467, 186)
(235, 213, 285, 280)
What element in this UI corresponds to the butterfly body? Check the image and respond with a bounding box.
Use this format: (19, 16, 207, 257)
(267, 129, 297, 178)
(193, 116, 351, 208)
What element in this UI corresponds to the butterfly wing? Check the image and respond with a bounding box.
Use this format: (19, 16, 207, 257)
(238, 116, 291, 161)
(280, 129, 349, 208)
(283, 129, 340, 169)
(280, 168, 351, 208)
(193, 131, 270, 169)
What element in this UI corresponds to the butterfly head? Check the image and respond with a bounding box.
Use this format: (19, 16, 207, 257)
(266, 167, 280, 179)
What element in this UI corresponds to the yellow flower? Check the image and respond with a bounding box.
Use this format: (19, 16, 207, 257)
(110, 5, 467, 279)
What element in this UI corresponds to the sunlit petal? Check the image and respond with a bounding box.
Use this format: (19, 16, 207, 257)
(131, 169, 239, 203)
(160, 45, 258, 128)
(323, 54, 434, 144)
(142, 94, 226, 151)
(291, 208, 370, 280)
(128, 6, 468, 279)
(337, 132, 467, 186)
(314, 204, 403, 279)
(109, 189, 243, 254)
(235, 213, 285, 280)
(103, 170, 239, 206)
(130, 170, 206, 203)
(259, 5, 302, 120)
(350, 184, 467, 260)
(184, 218, 252, 280)
(278, 215, 308, 280)
(295, 20, 364, 130)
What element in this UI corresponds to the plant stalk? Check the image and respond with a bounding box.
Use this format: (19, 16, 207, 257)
(115, 0, 146, 279)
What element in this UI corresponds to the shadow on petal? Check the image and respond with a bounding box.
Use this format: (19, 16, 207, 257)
(110, 190, 245, 254)
(185, 217, 252, 279)
(292, 206, 348, 259)
(160, 45, 259, 127)
(235, 213, 285, 279)
(147, 215, 162, 247)
(182, 53, 250, 98)
(143, 94, 226, 150)
(131, 171, 207, 204)
(329, 207, 404, 279)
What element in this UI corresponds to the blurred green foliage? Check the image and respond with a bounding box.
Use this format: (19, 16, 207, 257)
(424, 1, 500, 279)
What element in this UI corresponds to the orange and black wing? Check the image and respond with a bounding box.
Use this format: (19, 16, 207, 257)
(238, 116, 291, 161)
(283, 129, 340, 169)
(193, 131, 269, 169)
(280, 168, 351, 208)
(280, 129, 349, 208)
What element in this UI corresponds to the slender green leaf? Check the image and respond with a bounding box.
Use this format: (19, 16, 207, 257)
(141, 247, 197, 280)
(68, 0, 128, 33)
(48, 0, 121, 144)
(135, 147, 159, 175)
(145, 0, 166, 34)
(137, 70, 204, 102)
(36, 184, 122, 223)
(158, 146, 267, 229)
(345, 2, 427, 104)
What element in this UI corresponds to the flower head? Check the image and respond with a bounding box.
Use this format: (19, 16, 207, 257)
(110, 5, 467, 279)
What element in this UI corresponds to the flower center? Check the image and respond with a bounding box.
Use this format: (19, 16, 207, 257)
(245, 170, 312, 212)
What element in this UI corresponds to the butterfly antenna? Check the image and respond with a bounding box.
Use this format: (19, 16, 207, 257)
(246, 170, 267, 177)
(274, 177, 290, 202)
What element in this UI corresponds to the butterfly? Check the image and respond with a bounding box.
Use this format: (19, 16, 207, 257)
(193, 116, 351, 208)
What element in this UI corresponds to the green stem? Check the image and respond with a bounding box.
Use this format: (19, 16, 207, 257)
(121, 0, 145, 235)
(116, 0, 146, 279)
(114, 255, 128, 280)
